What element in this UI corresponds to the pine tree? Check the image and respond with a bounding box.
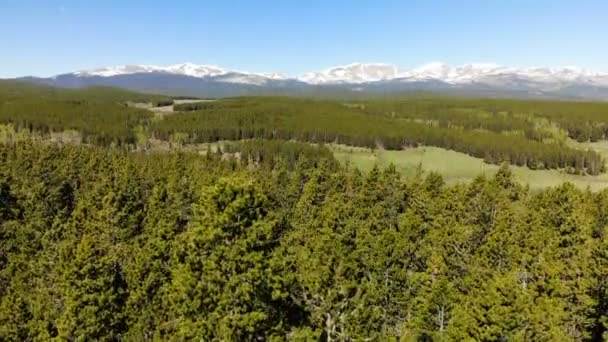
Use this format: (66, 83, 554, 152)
(58, 234, 128, 340)
(162, 177, 279, 340)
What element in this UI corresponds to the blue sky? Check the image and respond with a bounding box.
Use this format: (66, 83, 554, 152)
(1, 0, 607, 77)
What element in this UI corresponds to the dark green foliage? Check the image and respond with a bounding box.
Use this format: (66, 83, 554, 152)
(223, 139, 338, 170)
(359, 97, 535, 133)
(358, 96, 608, 141)
(173, 101, 213, 111)
(152, 99, 174, 107)
(163, 178, 281, 339)
(1, 141, 608, 340)
(0, 81, 165, 146)
(4, 84, 608, 339)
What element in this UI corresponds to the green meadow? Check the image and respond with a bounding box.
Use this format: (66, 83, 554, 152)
(331, 144, 608, 190)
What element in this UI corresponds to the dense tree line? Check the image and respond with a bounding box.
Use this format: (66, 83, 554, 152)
(363, 96, 608, 142)
(0, 81, 169, 146)
(0, 98, 150, 145)
(489, 99, 608, 142)
(1, 141, 608, 340)
(357, 98, 536, 134)
(173, 101, 214, 111)
(2, 82, 608, 174)
(151, 97, 605, 174)
(222, 139, 338, 170)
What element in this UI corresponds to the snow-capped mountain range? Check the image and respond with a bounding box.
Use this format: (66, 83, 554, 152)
(73, 63, 288, 85)
(14, 62, 608, 99)
(71, 62, 608, 86)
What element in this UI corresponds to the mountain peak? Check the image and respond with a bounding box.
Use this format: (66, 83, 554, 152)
(164, 63, 226, 78)
(299, 63, 400, 84)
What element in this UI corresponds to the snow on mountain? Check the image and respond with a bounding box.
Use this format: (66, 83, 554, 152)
(73, 63, 287, 85)
(298, 62, 608, 86)
(401, 63, 507, 83)
(297, 62, 517, 85)
(403, 62, 452, 81)
(74, 63, 227, 78)
(216, 73, 288, 86)
(164, 63, 226, 78)
(21, 62, 608, 100)
(74, 65, 166, 77)
(510, 66, 608, 86)
(298, 63, 401, 84)
(70, 62, 608, 88)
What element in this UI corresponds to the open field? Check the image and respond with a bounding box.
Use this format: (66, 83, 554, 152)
(331, 144, 608, 190)
(140, 138, 608, 191)
(5, 118, 608, 190)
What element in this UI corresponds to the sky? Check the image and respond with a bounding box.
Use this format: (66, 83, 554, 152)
(1, 0, 608, 77)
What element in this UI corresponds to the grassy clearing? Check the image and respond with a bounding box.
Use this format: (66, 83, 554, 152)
(3, 119, 606, 191)
(138, 136, 608, 191)
(330, 144, 608, 191)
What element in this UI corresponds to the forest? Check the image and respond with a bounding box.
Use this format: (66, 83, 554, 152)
(1, 81, 608, 174)
(149, 97, 605, 175)
(1, 141, 608, 341)
(2, 82, 608, 340)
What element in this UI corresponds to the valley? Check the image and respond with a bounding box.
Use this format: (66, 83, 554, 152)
(2, 81, 608, 188)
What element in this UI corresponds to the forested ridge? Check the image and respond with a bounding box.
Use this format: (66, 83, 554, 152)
(1, 81, 608, 175)
(1, 141, 608, 340)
